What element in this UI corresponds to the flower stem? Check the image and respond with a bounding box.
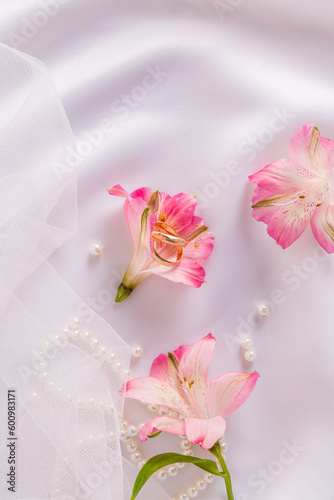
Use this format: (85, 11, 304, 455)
(210, 443, 234, 500)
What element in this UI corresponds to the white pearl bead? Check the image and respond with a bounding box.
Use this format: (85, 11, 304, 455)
(106, 404, 115, 414)
(168, 465, 178, 477)
(69, 329, 79, 338)
(138, 460, 146, 469)
(196, 479, 207, 490)
(157, 469, 167, 480)
(147, 404, 158, 412)
(220, 441, 228, 452)
(179, 494, 189, 500)
(107, 352, 116, 363)
(176, 462, 186, 469)
(127, 425, 138, 437)
(257, 303, 269, 316)
(121, 420, 128, 430)
(181, 439, 191, 450)
(120, 430, 130, 441)
(245, 350, 256, 362)
(158, 407, 168, 416)
(188, 486, 198, 498)
(107, 431, 114, 441)
(126, 440, 138, 452)
(131, 451, 142, 463)
(240, 337, 253, 349)
(204, 473, 214, 483)
(80, 331, 90, 342)
(90, 243, 103, 256)
(113, 362, 122, 373)
(183, 450, 193, 456)
(69, 317, 80, 329)
(91, 338, 99, 349)
(132, 345, 143, 357)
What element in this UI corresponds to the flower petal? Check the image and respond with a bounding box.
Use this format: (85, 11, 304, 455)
(310, 201, 334, 253)
(139, 416, 186, 442)
(249, 158, 320, 194)
(251, 182, 326, 249)
(207, 371, 259, 419)
(124, 198, 154, 250)
(150, 345, 189, 386)
(183, 230, 215, 264)
(160, 193, 197, 233)
(130, 186, 154, 204)
(125, 376, 192, 416)
(185, 416, 226, 450)
(288, 124, 334, 175)
(177, 334, 216, 419)
(107, 184, 132, 200)
(148, 257, 207, 287)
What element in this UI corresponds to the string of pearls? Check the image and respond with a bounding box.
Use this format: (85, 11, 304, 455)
(239, 302, 269, 363)
(32, 318, 130, 404)
(34, 319, 227, 500)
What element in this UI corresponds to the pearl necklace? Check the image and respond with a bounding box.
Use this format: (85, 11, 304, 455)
(32, 318, 227, 500)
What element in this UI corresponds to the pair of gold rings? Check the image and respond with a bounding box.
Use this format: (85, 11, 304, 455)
(151, 221, 187, 267)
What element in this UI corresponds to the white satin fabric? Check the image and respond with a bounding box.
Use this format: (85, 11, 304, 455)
(1, 1, 334, 499)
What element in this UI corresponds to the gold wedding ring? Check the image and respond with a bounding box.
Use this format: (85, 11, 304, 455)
(151, 221, 187, 267)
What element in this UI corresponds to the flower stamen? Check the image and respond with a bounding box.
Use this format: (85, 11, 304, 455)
(152, 221, 188, 267)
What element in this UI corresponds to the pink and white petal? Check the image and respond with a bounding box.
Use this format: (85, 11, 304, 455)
(185, 416, 226, 450)
(148, 257, 207, 288)
(310, 201, 334, 253)
(249, 159, 319, 195)
(251, 185, 275, 210)
(178, 334, 216, 419)
(207, 371, 259, 419)
(252, 188, 323, 249)
(124, 197, 155, 252)
(107, 184, 132, 200)
(161, 193, 197, 234)
(126, 377, 192, 416)
(130, 186, 154, 204)
(288, 124, 334, 175)
(179, 216, 206, 240)
(139, 416, 186, 442)
(183, 230, 215, 264)
(150, 345, 189, 385)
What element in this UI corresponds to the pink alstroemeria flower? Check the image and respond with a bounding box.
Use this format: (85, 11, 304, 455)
(249, 124, 334, 251)
(108, 185, 214, 301)
(125, 334, 259, 450)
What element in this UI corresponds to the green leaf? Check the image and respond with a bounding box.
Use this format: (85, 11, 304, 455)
(115, 283, 133, 302)
(131, 452, 223, 500)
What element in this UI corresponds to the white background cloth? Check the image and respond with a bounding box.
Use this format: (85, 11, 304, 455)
(1, 1, 334, 499)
